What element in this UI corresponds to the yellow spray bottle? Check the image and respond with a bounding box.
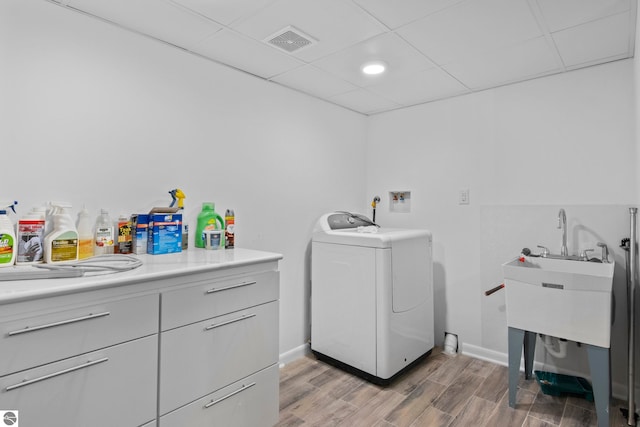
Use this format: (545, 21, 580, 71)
(169, 188, 188, 250)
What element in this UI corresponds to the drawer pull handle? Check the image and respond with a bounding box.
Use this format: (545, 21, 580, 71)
(204, 382, 256, 409)
(204, 313, 256, 331)
(5, 357, 109, 391)
(206, 281, 257, 294)
(8, 311, 111, 336)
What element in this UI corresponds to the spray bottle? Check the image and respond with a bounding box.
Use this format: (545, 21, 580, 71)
(76, 205, 94, 260)
(195, 202, 224, 248)
(94, 209, 114, 255)
(225, 209, 235, 249)
(169, 189, 188, 250)
(44, 202, 78, 263)
(17, 205, 46, 264)
(0, 201, 18, 267)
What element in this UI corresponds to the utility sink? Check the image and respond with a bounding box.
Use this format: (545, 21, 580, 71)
(502, 256, 615, 348)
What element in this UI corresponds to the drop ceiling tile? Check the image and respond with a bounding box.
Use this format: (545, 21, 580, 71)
(396, 0, 542, 65)
(270, 65, 358, 99)
(552, 12, 632, 67)
(537, 0, 630, 32)
(443, 36, 560, 90)
(190, 29, 304, 79)
(65, 0, 221, 48)
(231, 0, 386, 62)
(312, 32, 436, 87)
(329, 88, 400, 114)
(367, 67, 469, 106)
(352, 0, 466, 29)
(169, 0, 278, 26)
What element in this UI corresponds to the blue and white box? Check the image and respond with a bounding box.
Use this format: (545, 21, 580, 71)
(147, 213, 182, 255)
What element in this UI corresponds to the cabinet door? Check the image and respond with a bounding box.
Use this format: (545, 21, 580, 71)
(0, 335, 157, 427)
(159, 364, 278, 427)
(161, 271, 278, 331)
(159, 301, 278, 414)
(0, 293, 158, 375)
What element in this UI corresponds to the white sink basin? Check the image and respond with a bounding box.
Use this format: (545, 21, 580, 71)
(502, 256, 615, 348)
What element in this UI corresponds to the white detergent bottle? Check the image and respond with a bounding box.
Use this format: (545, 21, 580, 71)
(44, 202, 59, 238)
(44, 202, 79, 263)
(0, 201, 19, 268)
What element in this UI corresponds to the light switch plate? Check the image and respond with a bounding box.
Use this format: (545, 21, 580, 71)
(459, 188, 470, 205)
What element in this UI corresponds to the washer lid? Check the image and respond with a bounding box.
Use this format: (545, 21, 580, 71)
(312, 227, 431, 248)
(314, 212, 377, 232)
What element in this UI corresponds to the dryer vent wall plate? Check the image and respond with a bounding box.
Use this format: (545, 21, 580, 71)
(389, 191, 411, 213)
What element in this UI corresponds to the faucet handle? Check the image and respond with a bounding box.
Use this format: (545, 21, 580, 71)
(597, 242, 609, 263)
(537, 245, 550, 257)
(580, 249, 594, 261)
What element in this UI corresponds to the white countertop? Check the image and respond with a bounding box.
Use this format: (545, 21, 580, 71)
(0, 248, 282, 305)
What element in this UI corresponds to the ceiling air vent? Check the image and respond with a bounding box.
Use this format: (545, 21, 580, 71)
(264, 26, 316, 53)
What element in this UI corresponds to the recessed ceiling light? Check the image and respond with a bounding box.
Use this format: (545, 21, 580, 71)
(361, 61, 387, 75)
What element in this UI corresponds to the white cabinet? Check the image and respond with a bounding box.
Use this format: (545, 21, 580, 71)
(159, 364, 279, 427)
(0, 292, 159, 427)
(159, 270, 280, 426)
(0, 249, 281, 427)
(161, 271, 279, 331)
(0, 293, 158, 376)
(0, 335, 157, 427)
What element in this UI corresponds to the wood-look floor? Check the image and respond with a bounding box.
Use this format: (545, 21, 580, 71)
(277, 347, 630, 427)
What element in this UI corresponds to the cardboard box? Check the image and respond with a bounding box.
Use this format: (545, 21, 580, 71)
(131, 214, 149, 255)
(147, 213, 182, 255)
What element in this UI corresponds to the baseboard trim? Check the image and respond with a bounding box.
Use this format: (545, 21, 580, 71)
(279, 343, 311, 367)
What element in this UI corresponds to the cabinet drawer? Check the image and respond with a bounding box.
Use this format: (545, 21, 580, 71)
(159, 301, 278, 414)
(0, 335, 158, 427)
(0, 293, 158, 376)
(159, 364, 279, 427)
(161, 271, 278, 330)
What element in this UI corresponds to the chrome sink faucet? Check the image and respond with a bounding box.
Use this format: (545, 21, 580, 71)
(558, 209, 568, 256)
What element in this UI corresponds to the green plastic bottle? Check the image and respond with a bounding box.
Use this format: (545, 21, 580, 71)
(195, 202, 225, 248)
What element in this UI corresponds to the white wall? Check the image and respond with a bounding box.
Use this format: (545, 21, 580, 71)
(1, 0, 367, 357)
(366, 60, 636, 394)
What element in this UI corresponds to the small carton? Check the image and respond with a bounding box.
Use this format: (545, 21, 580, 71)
(131, 214, 149, 255)
(147, 213, 182, 255)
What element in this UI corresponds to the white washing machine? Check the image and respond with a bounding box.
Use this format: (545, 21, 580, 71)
(311, 212, 434, 384)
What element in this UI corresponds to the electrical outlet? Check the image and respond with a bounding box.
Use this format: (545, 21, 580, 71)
(459, 188, 470, 205)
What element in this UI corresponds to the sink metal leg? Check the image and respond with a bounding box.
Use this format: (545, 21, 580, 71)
(524, 330, 537, 380)
(586, 344, 610, 427)
(509, 327, 537, 408)
(508, 327, 524, 407)
(508, 327, 536, 408)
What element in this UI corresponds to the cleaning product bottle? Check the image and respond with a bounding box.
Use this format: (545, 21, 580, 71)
(0, 201, 18, 267)
(169, 189, 188, 250)
(44, 202, 78, 263)
(94, 209, 114, 255)
(195, 202, 224, 248)
(76, 205, 94, 260)
(17, 205, 46, 264)
(44, 202, 59, 238)
(225, 209, 235, 249)
(115, 214, 132, 254)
